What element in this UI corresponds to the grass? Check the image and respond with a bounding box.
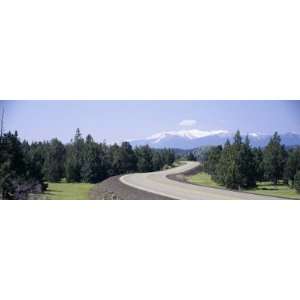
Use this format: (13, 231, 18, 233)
(187, 172, 221, 188)
(187, 172, 300, 200)
(247, 182, 300, 200)
(43, 181, 94, 200)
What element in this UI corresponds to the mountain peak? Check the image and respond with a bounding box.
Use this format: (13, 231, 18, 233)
(146, 129, 229, 143)
(129, 130, 300, 150)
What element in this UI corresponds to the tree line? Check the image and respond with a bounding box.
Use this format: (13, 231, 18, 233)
(0, 128, 175, 199)
(202, 131, 300, 192)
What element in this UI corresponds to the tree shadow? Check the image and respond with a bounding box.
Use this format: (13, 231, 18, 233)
(44, 189, 61, 195)
(260, 187, 279, 191)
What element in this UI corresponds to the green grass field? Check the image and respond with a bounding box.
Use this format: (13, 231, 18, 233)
(187, 172, 300, 200)
(43, 182, 94, 200)
(247, 182, 300, 200)
(187, 172, 221, 188)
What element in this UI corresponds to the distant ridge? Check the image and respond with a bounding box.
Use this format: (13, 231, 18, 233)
(129, 129, 300, 149)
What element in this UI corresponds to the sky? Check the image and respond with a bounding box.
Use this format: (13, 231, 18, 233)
(1, 100, 300, 143)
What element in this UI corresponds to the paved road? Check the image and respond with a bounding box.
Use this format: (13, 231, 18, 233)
(120, 161, 280, 200)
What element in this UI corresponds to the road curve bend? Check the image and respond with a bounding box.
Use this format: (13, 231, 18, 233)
(120, 161, 279, 200)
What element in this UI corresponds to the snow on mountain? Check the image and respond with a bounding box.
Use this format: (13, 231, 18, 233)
(145, 129, 229, 143)
(129, 129, 300, 149)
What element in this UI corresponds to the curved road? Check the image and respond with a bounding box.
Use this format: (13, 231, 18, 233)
(120, 161, 280, 200)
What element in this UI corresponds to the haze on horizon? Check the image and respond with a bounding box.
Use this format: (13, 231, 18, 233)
(1, 100, 300, 143)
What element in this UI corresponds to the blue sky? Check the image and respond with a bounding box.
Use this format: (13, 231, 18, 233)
(1, 100, 300, 143)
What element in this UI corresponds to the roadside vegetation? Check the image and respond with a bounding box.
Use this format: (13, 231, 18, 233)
(43, 181, 94, 200)
(187, 172, 300, 199)
(187, 131, 300, 199)
(0, 124, 175, 199)
(187, 172, 220, 188)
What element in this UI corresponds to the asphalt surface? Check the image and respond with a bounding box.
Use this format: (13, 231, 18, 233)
(120, 161, 280, 200)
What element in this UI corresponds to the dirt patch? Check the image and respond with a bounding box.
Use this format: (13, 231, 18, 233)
(89, 175, 172, 200)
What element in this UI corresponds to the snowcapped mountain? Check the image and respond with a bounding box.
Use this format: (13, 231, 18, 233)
(129, 129, 300, 149)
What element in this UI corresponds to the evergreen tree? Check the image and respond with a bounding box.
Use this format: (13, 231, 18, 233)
(118, 142, 137, 173)
(253, 147, 264, 182)
(110, 144, 123, 174)
(233, 130, 242, 147)
(0, 131, 23, 198)
(186, 152, 197, 161)
(65, 151, 80, 182)
(216, 140, 235, 187)
(216, 132, 256, 189)
(152, 150, 164, 170)
(43, 138, 65, 182)
(239, 135, 256, 188)
(0, 131, 45, 199)
(204, 145, 222, 181)
(217, 131, 243, 189)
(161, 149, 175, 166)
(284, 147, 300, 186)
(263, 132, 286, 184)
(81, 135, 106, 183)
(231, 130, 243, 188)
(65, 129, 84, 182)
(22, 141, 47, 186)
(135, 145, 153, 172)
(105, 143, 120, 176)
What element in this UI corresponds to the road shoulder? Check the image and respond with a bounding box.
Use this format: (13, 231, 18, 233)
(89, 175, 172, 200)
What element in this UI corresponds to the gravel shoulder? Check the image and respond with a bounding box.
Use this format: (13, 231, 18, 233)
(89, 175, 172, 200)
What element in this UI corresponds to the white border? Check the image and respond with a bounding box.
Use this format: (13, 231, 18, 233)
(0, 0, 299, 100)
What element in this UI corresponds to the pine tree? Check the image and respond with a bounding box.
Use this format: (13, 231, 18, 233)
(106, 143, 120, 176)
(215, 132, 256, 189)
(216, 140, 234, 187)
(186, 152, 197, 161)
(204, 145, 222, 181)
(0, 131, 45, 199)
(263, 132, 286, 184)
(44, 138, 65, 182)
(231, 131, 243, 188)
(152, 150, 163, 170)
(239, 135, 256, 188)
(218, 131, 244, 189)
(65, 129, 84, 182)
(161, 149, 175, 166)
(284, 147, 300, 186)
(234, 130, 242, 148)
(253, 147, 264, 182)
(81, 135, 106, 183)
(23, 141, 46, 184)
(65, 152, 80, 182)
(135, 145, 153, 172)
(118, 142, 137, 173)
(111, 144, 123, 174)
